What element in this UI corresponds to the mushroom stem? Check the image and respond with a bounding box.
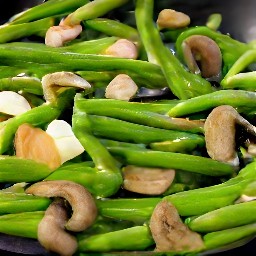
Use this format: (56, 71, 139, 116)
(182, 35, 222, 78)
(37, 198, 78, 256)
(25, 180, 98, 232)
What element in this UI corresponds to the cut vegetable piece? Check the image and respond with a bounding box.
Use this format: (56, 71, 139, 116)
(0, 91, 31, 116)
(46, 120, 85, 163)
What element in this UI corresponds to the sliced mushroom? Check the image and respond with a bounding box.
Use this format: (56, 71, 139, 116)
(41, 71, 91, 103)
(157, 9, 190, 30)
(45, 19, 82, 47)
(104, 39, 138, 59)
(25, 180, 97, 232)
(15, 123, 61, 170)
(149, 200, 205, 252)
(182, 35, 222, 78)
(123, 165, 175, 195)
(105, 74, 138, 101)
(204, 105, 256, 166)
(38, 198, 78, 256)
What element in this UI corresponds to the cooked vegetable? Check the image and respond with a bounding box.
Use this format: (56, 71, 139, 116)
(0, 0, 255, 255)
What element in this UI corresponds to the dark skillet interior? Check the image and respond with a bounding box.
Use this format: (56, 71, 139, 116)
(0, 0, 255, 255)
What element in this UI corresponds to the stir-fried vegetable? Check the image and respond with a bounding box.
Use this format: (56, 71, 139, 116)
(0, 0, 255, 255)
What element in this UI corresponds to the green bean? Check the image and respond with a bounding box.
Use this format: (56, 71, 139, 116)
(9, 0, 89, 24)
(72, 102, 123, 196)
(0, 43, 167, 89)
(187, 200, 256, 233)
(0, 192, 50, 214)
(46, 162, 122, 198)
(168, 90, 256, 117)
(108, 147, 234, 176)
(204, 223, 256, 250)
(78, 226, 154, 252)
(67, 0, 129, 25)
(221, 50, 256, 89)
(206, 13, 222, 31)
(74, 98, 203, 133)
(0, 76, 42, 95)
(0, 17, 54, 43)
(0, 157, 53, 183)
(85, 18, 140, 42)
(97, 198, 161, 224)
(135, 0, 213, 99)
(78, 114, 205, 147)
(0, 211, 44, 239)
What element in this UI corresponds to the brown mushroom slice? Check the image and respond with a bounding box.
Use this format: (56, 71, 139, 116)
(204, 105, 256, 166)
(41, 71, 91, 103)
(123, 165, 175, 195)
(15, 123, 61, 170)
(157, 9, 190, 30)
(38, 198, 78, 256)
(104, 39, 138, 59)
(182, 35, 222, 78)
(105, 74, 138, 101)
(25, 180, 97, 232)
(149, 200, 205, 252)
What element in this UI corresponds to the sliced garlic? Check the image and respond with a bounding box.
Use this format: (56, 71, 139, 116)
(0, 91, 31, 116)
(46, 120, 84, 164)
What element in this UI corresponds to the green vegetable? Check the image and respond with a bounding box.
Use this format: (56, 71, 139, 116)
(9, 0, 89, 24)
(168, 90, 256, 117)
(108, 146, 234, 176)
(78, 225, 154, 252)
(0, 157, 53, 182)
(135, 0, 214, 99)
(187, 200, 256, 233)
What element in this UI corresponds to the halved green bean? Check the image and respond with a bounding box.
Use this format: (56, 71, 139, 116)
(168, 90, 256, 117)
(187, 200, 256, 233)
(135, 0, 213, 99)
(0, 192, 50, 214)
(74, 98, 203, 133)
(78, 225, 154, 252)
(9, 0, 89, 24)
(0, 157, 53, 183)
(85, 18, 140, 42)
(108, 147, 234, 176)
(204, 223, 256, 250)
